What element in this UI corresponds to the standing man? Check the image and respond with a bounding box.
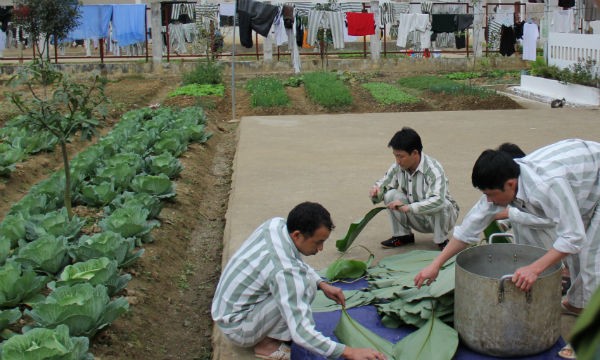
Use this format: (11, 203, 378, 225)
(212, 202, 386, 360)
(369, 127, 459, 250)
(414, 139, 600, 353)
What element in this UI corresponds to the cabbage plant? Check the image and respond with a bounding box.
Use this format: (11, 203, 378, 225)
(130, 174, 176, 199)
(151, 136, 188, 157)
(53, 257, 131, 296)
(25, 283, 129, 337)
(24, 208, 84, 241)
(105, 192, 163, 219)
(69, 231, 144, 268)
(7, 193, 58, 218)
(145, 152, 183, 178)
(0, 260, 48, 307)
(0, 324, 93, 360)
(79, 181, 118, 207)
(94, 163, 137, 191)
(98, 206, 160, 243)
(0, 308, 21, 339)
(14, 235, 70, 275)
(0, 214, 26, 249)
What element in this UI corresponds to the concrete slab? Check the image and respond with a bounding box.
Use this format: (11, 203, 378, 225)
(213, 108, 600, 360)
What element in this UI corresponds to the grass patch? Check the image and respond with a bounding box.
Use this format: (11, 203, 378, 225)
(168, 84, 225, 97)
(429, 83, 496, 98)
(397, 75, 457, 90)
(445, 72, 482, 80)
(303, 72, 352, 109)
(245, 77, 290, 107)
(361, 82, 420, 105)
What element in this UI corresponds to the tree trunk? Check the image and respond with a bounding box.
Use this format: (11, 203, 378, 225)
(60, 141, 73, 220)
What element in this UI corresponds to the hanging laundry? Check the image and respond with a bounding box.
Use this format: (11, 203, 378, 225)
(558, 0, 575, 8)
(236, 0, 279, 48)
(551, 9, 575, 33)
(499, 25, 516, 56)
(514, 20, 525, 39)
(431, 14, 457, 33)
(584, 0, 599, 21)
(522, 21, 538, 61)
(283, 5, 294, 29)
(111, 4, 146, 47)
(346, 12, 375, 36)
(456, 14, 474, 31)
(306, 10, 345, 49)
(296, 14, 304, 47)
(67, 5, 113, 41)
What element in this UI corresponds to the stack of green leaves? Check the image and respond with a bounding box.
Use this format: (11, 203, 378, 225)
(367, 251, 455, 328)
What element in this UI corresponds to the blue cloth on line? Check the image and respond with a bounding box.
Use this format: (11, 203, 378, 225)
(111, 4, 147, 47)
(67, 5, 113, 41)
(292, 279, 566, 360)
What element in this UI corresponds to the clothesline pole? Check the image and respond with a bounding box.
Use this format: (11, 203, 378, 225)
(231, 0, 237, 121)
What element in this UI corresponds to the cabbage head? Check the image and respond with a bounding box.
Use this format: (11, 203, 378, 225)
(0, 143, 25, 176)
(14, 235, 70, 275)
(0, 237, 10, 266)
(105, 192, 163, 219)
(0, 260, 49, 307)
(0, 308, 21, 336)
(145, 152, 183, 178)
(24, 208, 84, 241)
(151, 136, 187, 157)
(130, 174, 176, 199)
(94, 163, 138, 191)
(0, 214, 26, 248)
(69, 231, 144, 268)
(25, 283, 129, 337)
(98, 206, 160, 243)
(7, 193, 59, 218)
(103, 152, 144, 174)
(79, 181, 118, 207)
(53, 258, 131, 296)
(0, 324, 93, 360)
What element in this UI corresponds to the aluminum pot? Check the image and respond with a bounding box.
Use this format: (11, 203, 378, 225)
(454, 243, 562, 357)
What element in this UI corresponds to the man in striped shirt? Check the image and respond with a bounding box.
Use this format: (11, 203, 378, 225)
(415, 139, 600, 315)
(212, 202, 386, 360)
(369, 127, 459, 250)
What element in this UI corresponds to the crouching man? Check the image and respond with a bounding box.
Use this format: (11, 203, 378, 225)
(212, 201, 386, 360)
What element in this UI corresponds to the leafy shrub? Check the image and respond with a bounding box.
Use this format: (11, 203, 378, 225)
(361, 83, 420, 105)
(182, 60, 223, 85)
(429, 83, 496, 98)
(168, 84, 225, 97)
(303, 72, 352, 109)
(245, 77, 290, 107)
(284, 76, 304, 87)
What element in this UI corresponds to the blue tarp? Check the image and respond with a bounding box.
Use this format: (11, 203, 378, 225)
(292, 279, 566, 360)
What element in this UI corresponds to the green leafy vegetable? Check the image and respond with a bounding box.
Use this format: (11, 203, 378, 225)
(14, 235, 70, 274)
(130, 174, 176, 199)
(334, 309, 395, 359)
(25, 283, 129, 337)
(145, 152, 183, 178)
(336, 207, 387, 252)
(0, 260, 49, 308)
(571, 285, 600, 360)
(0, 324, 93, 360)
(99, 206, 160, 243)
(53, 257, 131, 296)
(69, 231, 144, 268)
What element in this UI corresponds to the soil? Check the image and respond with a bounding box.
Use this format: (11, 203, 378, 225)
(0, 71, 522, 360)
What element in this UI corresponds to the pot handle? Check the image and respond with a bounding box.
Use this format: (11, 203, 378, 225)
(489, 233, 514, 244)
(498, 274, 532, 304)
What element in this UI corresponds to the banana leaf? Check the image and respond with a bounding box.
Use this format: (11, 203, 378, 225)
(571, 285, 600, 360)
(393, 304, 458, 360)
(336, 207, 386, 252)
(334, 308, 395, 359)
(312, 290, 375, 312)
(325, 246, 374, 281)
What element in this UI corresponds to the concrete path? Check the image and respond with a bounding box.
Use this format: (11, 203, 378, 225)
(213, 107, 600, 360)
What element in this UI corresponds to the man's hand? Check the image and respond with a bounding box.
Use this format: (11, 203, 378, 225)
(512, 264, 540, 291)
(387, 200, 410, 213)
(342, 347, 387, 360)
(414, 263, 440, 288)
(369, 186, 380, 198)
(319, 282, 345, 307)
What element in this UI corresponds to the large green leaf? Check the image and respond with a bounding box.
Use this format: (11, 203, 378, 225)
(336, 207, 387, 252)
(571, 286, 600, 360)
(334, 309, 395, 359)
(393, 305, 459, 360)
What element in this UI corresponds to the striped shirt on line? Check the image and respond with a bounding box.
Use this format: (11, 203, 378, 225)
(375, 152, 457, 215)
(211, 217, 345, 358)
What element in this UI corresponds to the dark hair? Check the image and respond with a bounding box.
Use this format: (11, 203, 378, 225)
(287, 202, 335, 236)
(388, 127, 423, 155)
(472, 149, 520, 190)
(497, 143, 526, 159)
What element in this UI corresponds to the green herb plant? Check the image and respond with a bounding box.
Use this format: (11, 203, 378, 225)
(303, 72, 352, 109)
(361, 83, 420, 105)
(245, 77, 290, 107)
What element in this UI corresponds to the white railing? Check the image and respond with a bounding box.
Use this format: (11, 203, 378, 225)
(548, 32, 600, 76)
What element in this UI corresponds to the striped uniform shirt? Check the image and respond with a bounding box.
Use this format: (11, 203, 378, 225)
(454, 139, 600, 254)
(374, 153, 457, 214)
(212, 217, 345, 358)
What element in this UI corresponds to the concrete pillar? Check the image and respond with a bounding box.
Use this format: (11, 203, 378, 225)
(472, 0, 484, 57)
(150, 1, 163, 64)
(370, 0, 381, 60)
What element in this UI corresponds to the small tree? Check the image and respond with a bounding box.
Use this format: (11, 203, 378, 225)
(12, 0, 81, 63)
(8, 0, 108, 220)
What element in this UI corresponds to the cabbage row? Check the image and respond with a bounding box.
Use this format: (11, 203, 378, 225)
(0, 106, 211, 359)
